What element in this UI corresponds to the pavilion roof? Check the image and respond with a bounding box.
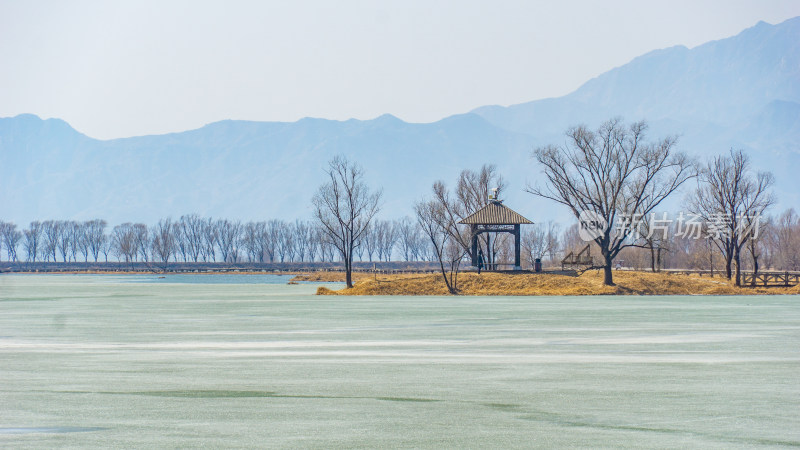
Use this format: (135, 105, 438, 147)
(458, 201, 533, 225)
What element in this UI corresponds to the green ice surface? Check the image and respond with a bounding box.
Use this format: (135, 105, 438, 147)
(1, 274, 799, 448)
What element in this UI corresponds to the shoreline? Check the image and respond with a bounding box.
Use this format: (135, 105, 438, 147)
(4, 269, 799, 296)
(313, 270, 800, 296)
(3, 270, 306, 276)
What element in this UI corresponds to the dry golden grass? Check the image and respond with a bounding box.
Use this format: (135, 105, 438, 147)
(316, 270, 800, 296)
(291, 272, 372, 282)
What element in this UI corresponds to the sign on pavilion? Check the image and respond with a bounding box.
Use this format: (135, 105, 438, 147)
(458, 197, 533, 271)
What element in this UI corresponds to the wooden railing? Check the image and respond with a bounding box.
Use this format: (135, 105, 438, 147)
(561, 244, 593, 270)
(742, 272, 799, 287)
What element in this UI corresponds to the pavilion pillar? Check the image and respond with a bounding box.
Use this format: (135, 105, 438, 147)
(471, 224, 478, 266)
(514, 224, 521, 270)
(486, 232, 491, 268)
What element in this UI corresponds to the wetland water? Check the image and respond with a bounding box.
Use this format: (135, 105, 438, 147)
(1, 274, 799, 448)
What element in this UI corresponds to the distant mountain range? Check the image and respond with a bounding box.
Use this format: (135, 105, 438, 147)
(2, 17, 799, 226)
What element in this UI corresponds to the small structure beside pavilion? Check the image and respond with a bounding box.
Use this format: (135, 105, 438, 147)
(458, 197, 533, 271)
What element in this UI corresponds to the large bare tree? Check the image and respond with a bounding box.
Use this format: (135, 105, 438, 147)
(691, 149, 774, 286)
(312, 156, 382, 288)
(528, 118, 695, 286)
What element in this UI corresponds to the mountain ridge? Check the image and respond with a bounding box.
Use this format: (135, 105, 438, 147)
(2, 17, 799, 225)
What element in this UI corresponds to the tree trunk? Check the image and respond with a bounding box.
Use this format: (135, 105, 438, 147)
(649, 244, 656, 272)
(603, 252, 614, 286)
(709, 246, 714, 277)
(656, 247, 662, 273)
(734, 247, 742, 287)
(436, 254, 455, 294)
(725, 251, 733, 280)
(345, 246, 353, 288)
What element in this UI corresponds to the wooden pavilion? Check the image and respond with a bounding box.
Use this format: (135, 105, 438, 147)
(459, 199, 533, 270)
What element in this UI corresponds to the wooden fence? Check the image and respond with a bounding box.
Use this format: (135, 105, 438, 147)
(741, 272, 799, 287)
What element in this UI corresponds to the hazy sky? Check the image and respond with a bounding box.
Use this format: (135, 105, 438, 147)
(1, 0, 799, 139)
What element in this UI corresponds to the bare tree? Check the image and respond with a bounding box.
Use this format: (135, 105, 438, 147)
(396, 217, 417, 261)
(424, 165, 506, 268)
(306, 225, 321, 262)
(528, 118, 694, 285)
(242, 222, 262, 262)
(0, 221, 22, 262)
(374, 220, 397, 262)
(100, 234, 112, 263)
(746, 216, 771, 280)
(201, 218, 218, 262)
(415, 198, 465, 294)
(521, 222, 560, 268)
(151, 218, 176, 271)
(229, 232, 242, 262)
(459, 165, 507, 265)
(216, 219, 242, 263)
(314, 224, 335, 262)
(264, 219, 284, 263)
(252, 221, 270, 263)
(319, 233, 336, 263)
(111, 223, 137, 265)
(56, 221, 73, 262)
(457, 165, 507, 220)
(179, 214, 205, 262)
(86, 219, 107, 262)
(692, 149, 774, 286)
(772, 209, 800, 270)
(72, 221, 90, 262)
(401, 219, 428, 262)
(172, 222, 188, 262)
(272, 220, 288, 262)
(312, 156, 382, 288)
(23, 221, 43, 263)
(293, 220, 310, 262)
(276, 221, 295, 262)
(132, 223, 150, 263)
(362, 223, 378, 262)
(632, 213, 671, 272)
(41, 220, 61, 262)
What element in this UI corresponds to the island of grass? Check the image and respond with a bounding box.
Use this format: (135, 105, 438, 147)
(292, 270, 800, 296)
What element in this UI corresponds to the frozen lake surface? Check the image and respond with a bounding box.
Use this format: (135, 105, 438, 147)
(1, 274, 799, 448)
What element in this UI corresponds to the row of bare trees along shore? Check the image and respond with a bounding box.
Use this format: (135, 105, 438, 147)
(2, 119, 798, 290)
